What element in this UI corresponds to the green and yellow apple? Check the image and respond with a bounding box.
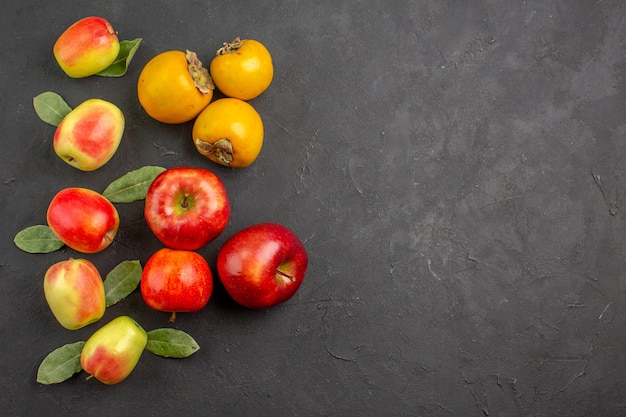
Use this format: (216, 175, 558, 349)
(80, 316, 147, 385)
(47, 187, 120, 253)
(43, 258, 105, 330)
(53, 16, 120, 78)
(53, 98, 124, 171)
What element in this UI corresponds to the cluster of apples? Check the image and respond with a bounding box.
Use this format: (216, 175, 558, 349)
(35, 171, 201, 385)
(17, 16, 309, 385)
(142, 167, 309, 311)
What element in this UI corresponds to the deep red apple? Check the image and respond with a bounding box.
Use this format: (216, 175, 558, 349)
(144, 167, 230, 250)
(216, 223, 308, 309)
(140, 248, 213, 321)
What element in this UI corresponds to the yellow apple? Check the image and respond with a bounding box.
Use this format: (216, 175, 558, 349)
(80, 316, 147, 384)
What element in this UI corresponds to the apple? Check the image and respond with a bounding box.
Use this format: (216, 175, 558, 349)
(141, 248, 213, 322)
(80, 316, 147, 385)
(144, 167, 230, 250)
(53, 98, 125, 171)
(43, 258, 105, 330)
(216, 223, 308, 309)
(53, 16, 120, 78)
(47, 187, 120, 253)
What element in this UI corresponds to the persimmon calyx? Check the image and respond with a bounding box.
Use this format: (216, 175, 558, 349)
(185, 50, 214, 94)
(194, 138, 234, 166)
(216, 37, 243, 55)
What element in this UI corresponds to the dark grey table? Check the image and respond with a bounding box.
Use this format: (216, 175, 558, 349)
(2, 1, 625, 416)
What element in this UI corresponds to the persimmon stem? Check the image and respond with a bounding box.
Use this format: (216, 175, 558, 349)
(216, 37, 243, 55)
(185, 50, 214, 94)
(194, 138, 233, 166)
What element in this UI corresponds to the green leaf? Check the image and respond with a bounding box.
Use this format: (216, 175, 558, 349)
(97, 38, 143, 77)
(37, 341, 85, 385)
(33, 92, 72, 126)
(103, 165, 166, 203)
(14, 225, 64, 253)
(104, 260, 142, 307)
(146, 328, 200, 358)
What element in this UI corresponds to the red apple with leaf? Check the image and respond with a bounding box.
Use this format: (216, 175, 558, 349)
(47, 187, 120, 253)
(144, 167, 230, 250)
(217, 223, 308, 309)
(32, 92, 125, 171)
(141, 248, 213, 321)
(38, 316, 200, 385)
(53, 16, 120, 78)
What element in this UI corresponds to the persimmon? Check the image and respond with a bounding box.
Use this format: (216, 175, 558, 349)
(137, 50, 213, 124)
(209, 37, 273, 100)
(192, 98, 264, 168)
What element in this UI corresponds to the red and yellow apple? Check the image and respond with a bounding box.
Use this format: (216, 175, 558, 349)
(47, 187, 120, 253)
(80, 316, 147, 385)
(53, 98, 125, 171)
(141, 248, 213, 321)
(53, 16, 120, 78)
(43, 258, 105, 330)
(144, 167, 230, 250)
(217, 223, 308, 309)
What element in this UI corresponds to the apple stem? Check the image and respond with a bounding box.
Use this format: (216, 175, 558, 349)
(180, 194, 190, 210)
(169, 311, 177, 323)
(276, 269, 296, 282)
(85, 374, 94, 381)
